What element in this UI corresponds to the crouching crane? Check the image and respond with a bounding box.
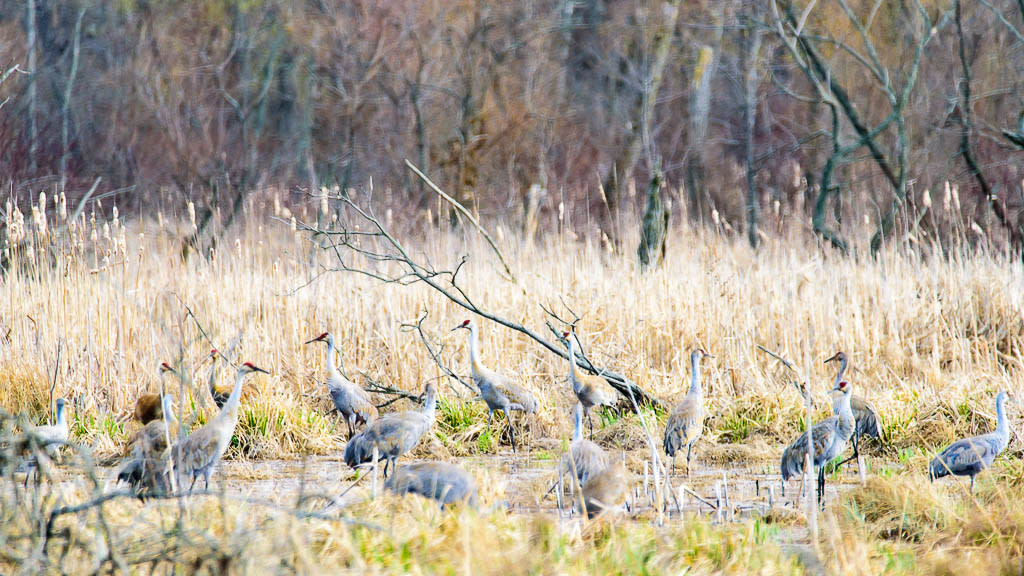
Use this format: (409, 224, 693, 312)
(385, 461, 478, 508)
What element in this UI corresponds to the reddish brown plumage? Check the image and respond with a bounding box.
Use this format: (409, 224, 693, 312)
(133, 394, 163, 424)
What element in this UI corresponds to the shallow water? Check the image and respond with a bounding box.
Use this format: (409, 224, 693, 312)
(95, 450, 864, 525)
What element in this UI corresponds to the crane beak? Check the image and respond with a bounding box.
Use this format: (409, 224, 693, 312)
(824, 353, 840, 364)
(253, 366, 270, 375)
(449, 325, 464, 333)
(303, 336, 322, 345)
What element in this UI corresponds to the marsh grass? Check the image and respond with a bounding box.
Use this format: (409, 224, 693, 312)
(2, 191, 1023, 573)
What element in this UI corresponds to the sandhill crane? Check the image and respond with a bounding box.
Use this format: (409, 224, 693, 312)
(825, 351, 881, 464)
(581, 460, 630, 518)
(25, 397, 69, 458)
(561, 331, 617, 439)
(563, 402, 610, 486)
(664, 349, 712, 476)
(929, 391, 1010, 493)
(174, 362, 269, 492)
(780, 380, 855, 503)
(206, 349, 230, 409)
(344, 382, 438, 478)
(134, 362, 175, 424)
(385, 461, 479, 508)
(451, 319, 538, 450)
(306, 332, 378, 439)
(117, 394, 175, 497)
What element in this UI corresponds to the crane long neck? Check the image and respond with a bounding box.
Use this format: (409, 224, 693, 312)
(837, 392, 854, 436)
(422, 388, 437, 418)
(832, 356, 848, 388)
(567, 340, 581, 382)
(468, 324, 483, 372)
(208, 357, 218, 391)
(325, 338, 340, 379)
(688, 353, 702, 395)
(572, 404, 583, 442)
(222, 370, 247, 417)
(996, 394, 1008, 438)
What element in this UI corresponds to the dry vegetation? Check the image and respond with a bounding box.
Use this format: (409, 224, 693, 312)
(1, 192, 1024, 574)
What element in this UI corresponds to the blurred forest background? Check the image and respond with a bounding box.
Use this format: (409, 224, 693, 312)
(1, 0, 1023, 255)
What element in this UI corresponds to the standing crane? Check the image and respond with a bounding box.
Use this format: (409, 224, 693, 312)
(560, 331, 617, 439)
(929, 391, 1010, 493)
(306, 332, 378, 439)
(385, 461, 478, 508)
(134, 362, 175, 425)
(664, 349, 713, 476)
(344, 382, 438, 478)
(173, 362, 269, 492)
(825, 351, 881, 465)
(563, 402, 609, 486)
(117, 394, 175, 497)
(780, 380, 855, 503)
(451, 319, 538, 451)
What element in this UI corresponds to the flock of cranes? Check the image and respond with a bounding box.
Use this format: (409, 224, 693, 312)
(8, 318, 1013, 516)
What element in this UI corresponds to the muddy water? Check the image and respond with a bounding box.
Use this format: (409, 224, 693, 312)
(112, 451, 865, 525)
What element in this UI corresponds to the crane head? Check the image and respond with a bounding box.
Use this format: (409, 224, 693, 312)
(159, 362, 174, 374)
(824, 351, 846, 364)
(450, 319, 473, 332)
(240, 362, 270, 375)
(206, 349, 219, 363)
(696, 348, 714, 359)
(304, 332, 331, 345)
(837, 380, 850, 393)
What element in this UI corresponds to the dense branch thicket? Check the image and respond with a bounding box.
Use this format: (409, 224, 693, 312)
(1, 0, 1022, 252)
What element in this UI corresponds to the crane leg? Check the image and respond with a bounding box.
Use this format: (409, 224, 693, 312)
(347, 417, 355, 441)
(587, 412, 595, 440)
(505, 405, 520, 450)
(189, 475, 198, 494)
(686, 444, 694, 477)
(487, 410, 494, 430)
(817, 467, 825, 504)
(970, 475, 975, 494)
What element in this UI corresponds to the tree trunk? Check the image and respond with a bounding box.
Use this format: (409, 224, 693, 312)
(637, 170, 667, 270)
(600, 0, 681, 248)
(686, 44, 717, 223)
(741, 10, 762, 249)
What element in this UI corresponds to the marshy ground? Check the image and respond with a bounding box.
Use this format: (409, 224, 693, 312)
(2, 202, 1023, 574)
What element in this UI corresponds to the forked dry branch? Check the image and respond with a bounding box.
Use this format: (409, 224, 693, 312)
(288, 194, 661, 409)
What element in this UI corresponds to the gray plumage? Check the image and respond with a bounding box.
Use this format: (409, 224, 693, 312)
(307, 332, 378, 439)
(344, 383, 437, 478)
(385, 461, 478, 508)
(563, 403, 609, 485)
(664, 349, 711, 476)
(453, 320, 538, 451)
(825, 352, 882, 464)
(562, 332, 617, 439)
(780, 381, 855, 502)
(174, 363, 269, 492)
(930, 391, 1009, 492)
